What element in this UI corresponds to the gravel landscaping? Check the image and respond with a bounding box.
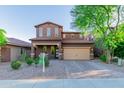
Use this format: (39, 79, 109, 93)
(0, 60, 124, 80)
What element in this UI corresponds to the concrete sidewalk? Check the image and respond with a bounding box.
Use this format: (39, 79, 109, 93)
(0, 79, 124, 88)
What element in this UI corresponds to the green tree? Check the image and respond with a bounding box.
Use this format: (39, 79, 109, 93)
(71, 5, 123, 63)
(104, 24, 124, 58)
(0, 29, 8, 62)
(114, 42, 124, 59)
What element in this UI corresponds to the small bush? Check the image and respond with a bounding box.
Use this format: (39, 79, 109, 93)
(11, 60, 21, 70)
(25, 57, 34, 65)
(19, 52, 27, 62)
(99, 55, 107, 62)
(45, 56, 49, 67)
(39, 54, 50, 67)
(34, 57, 39, 67)
(34, 57, 39, 64)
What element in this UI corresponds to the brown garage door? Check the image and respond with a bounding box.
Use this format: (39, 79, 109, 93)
(63, 47, 90, 60)
(1, 48, 10, 62)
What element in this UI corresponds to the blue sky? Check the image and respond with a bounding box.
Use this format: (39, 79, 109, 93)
(0, 5, 74, 42)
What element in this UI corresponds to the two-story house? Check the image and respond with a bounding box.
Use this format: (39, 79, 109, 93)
(30, 21, 94, 60)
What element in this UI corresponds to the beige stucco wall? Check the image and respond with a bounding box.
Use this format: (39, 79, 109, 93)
(10, 46, 21, 61)
(10, 46, 31, 61)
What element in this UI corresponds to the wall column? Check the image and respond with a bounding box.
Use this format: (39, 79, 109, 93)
(57, 42, 62, 60)
(31, 44, 35, 58)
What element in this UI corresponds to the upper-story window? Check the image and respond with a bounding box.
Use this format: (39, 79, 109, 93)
(47, 27, 51, 37)
(55, 27, 59, 37)
(39, 27, 43, 37)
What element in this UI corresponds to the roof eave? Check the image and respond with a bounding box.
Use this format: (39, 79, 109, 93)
(7, 43, 31, 47)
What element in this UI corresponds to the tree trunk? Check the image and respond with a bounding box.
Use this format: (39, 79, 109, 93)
(111, 49, 114, 61)
(106, 49, 111, 64)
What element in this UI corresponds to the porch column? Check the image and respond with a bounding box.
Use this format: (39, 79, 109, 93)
(31, 44, 35, 58)
(57, 43, 62, 60)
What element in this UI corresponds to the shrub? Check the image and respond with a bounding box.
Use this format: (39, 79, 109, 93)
(39, 54, 50, 67)
(34, 57, 39, 67)
(19, 52, 27, 62)
(11, 60, 21, 70)
(45, 56, 49, 67)
(99, 55, 107, 62)
(25, 57, 34, 65)
(114, 42, 124, 59)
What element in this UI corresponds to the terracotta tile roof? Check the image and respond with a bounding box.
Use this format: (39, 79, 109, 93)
(7, 38, 31, 47)
(34, 21, 63, 28)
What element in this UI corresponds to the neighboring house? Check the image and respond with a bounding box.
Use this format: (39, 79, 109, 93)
(1, 38, 31, 62)
(30, 21, 94, 60)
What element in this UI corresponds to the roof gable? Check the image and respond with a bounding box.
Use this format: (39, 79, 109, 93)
(34, 21, 63, 28)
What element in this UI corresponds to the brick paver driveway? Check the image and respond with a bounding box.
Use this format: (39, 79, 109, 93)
(0, 60, 124, 80)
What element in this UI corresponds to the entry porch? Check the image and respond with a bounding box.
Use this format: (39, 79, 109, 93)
(30, 40, 62, 59)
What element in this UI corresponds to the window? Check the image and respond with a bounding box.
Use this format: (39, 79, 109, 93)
(39, 27, 43, 37)
(20, 48, 26, 55)
(55, 27, 59, 37)
(47, 28, 51, 37)
(20, 48, 23, 55)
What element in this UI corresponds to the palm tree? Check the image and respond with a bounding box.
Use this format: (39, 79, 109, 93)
(0, 29, 8, 62)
